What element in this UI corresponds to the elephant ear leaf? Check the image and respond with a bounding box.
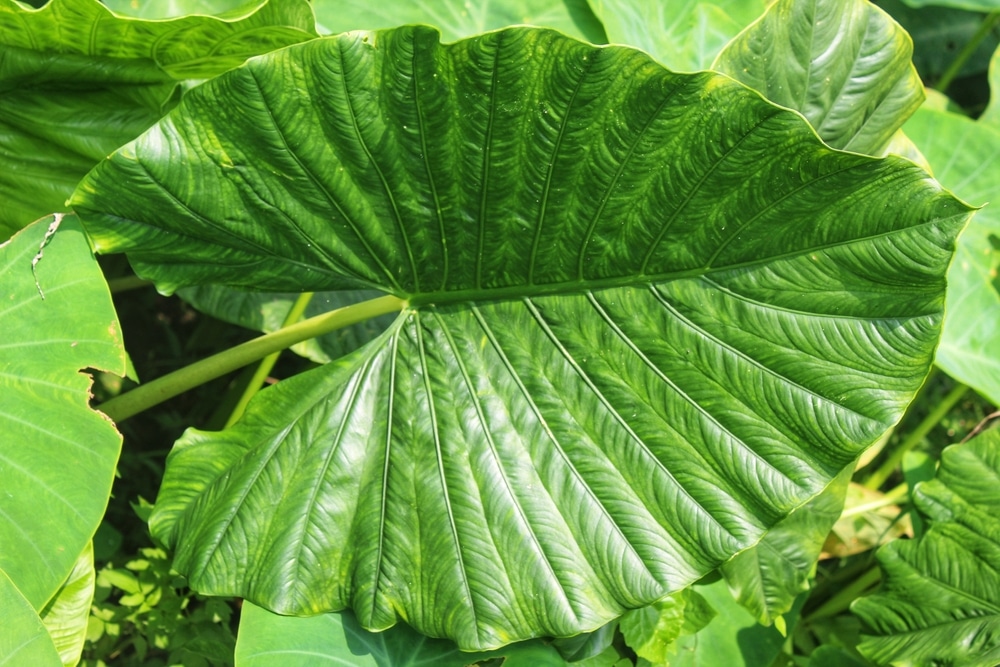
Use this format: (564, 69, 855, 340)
(853, 429, 1000, 666)
(72, 27, 970, 650)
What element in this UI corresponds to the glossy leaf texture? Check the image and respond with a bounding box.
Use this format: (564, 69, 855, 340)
(0, 570, 61, 667)
(0, 0, 318, 235)
(312, 0, 606, 43)
(102, 0, 269, 19)
(853, 429, 1000, 666)
(39, 543, 95, 667)
(720, 466, 850, 625)
(714, 0, 924, 155)
(0, 0, 317, 79)
(590, 0, 767, 71)
(178, 287, 394, 363)
(0, 215, 126, 611)
(72, 27, 970, 649)
(903, 107, 1000, 406)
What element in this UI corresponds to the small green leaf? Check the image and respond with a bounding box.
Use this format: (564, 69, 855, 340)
(721, 466, 850, 625)
(590, 0, 767, 71)
(0, 570, 62, 667)
(853, 429, 1000, 666)
(40, 542, 95, 667)
(0, 215, 126, 610)
(714, 0, 924, 154)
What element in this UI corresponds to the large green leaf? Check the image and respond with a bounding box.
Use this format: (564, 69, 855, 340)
(72, 27, 969, 649)
(0, 0, 318, 236)
(312, 0, 606, 43)
(902, 107, 1000, 405)
(590, 0, 767, 71)
(235, 603, 565, 666)
(853, 429, 1000, 666)
(0, 214, 126, 610)
(0, 570, 61, 667)
(713, 0, 924, 155)
(102, 0, 268, 19)
(899, 0, 1000, 10)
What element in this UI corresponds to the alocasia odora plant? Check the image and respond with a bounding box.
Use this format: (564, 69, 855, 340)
(68, 24, 972, 649)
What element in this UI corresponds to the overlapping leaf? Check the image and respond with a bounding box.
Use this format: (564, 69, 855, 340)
(0, 570, 61, 667)
(72, 27, 968, 649)
(0, 214, 125, 667)
(903, 108, 1000, 405)
(0, 0, 317, 235)
(40, 542, 95, 667)
(714, 0, 924, 155)
(853, 429, 1000, 666)
(312, 0, 606, 43)
(590, 0, 767, 71)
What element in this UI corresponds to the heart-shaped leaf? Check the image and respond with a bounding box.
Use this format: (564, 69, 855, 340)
(72, 27, 970, 649)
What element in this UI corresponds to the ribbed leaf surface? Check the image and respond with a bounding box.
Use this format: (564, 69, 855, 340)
(854, 430, 1000, 666)
(72, 28, 969, 649)
(714, 0, 924, 154)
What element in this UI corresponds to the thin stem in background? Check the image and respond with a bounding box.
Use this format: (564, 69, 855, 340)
(223, 292, 315, 428)
(106, 274, 152, 294)
(863, 381, 970, 490)
(98, 294, 404, 423)
(935, 11, 1000, 93)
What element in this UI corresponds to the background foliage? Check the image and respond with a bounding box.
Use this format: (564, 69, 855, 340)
(1, 0, 998, 665)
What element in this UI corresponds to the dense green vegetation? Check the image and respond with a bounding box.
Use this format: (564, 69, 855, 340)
(1, 0, 998, 665)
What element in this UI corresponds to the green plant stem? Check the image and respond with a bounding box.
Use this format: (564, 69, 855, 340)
(106, 275, 152, 293)
(805, 566, 881, 624)
(864, 381, 969, 490)
(223, 292, 315, 428)
(935, 11, 1000, 92)
(839, 482, 908, 520)
(98, 294, 404, 423)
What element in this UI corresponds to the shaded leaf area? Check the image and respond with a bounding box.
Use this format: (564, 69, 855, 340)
(0, 0, 317, 79)
(590, 0, 767, 71)
(0, 570, 61, 667)
(714, 0, 924, 154)
(721, 466, 851, 625)
(982, 39, 1000, 127)
(0, 215, 126, 611)
(312, 0, 606, 44)
(40, 542, 95, 667)
(853, 429, 1000, 666)
(903, 107, 1000, 405)
(898, 0, 1000, 11)
(235, 602, 565, 666)
(72, 28, 969, 649)
(177, 286, 394, 363)
(0, 0, 317, 235)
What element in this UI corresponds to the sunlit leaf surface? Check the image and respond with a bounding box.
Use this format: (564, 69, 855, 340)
(854, 429, 1000, 666)
(73, 27, 968, 649)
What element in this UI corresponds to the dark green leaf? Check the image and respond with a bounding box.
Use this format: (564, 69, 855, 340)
(0, 0, 318, 235)
(0, 215, 126, 610)
(714, 0, 924, 154)
(72, 27, 968, 649)
(853, 429, 1000, 666)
